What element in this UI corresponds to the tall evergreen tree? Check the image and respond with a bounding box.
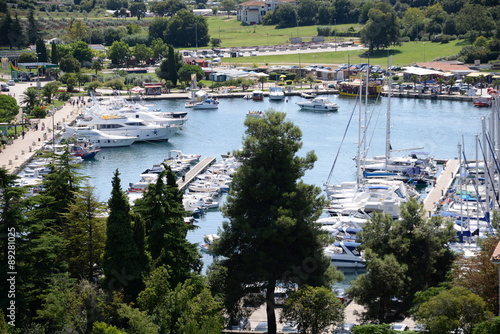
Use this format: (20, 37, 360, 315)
(0, 169, 26, 311)
(133, 165, 201, 287)
(0, 10, 12, 47)
(27, 9, 39, 44)
(103, 170, 147, 301)
(9, 11, 26, 49)
(60, 185, 106, 281)
(212, 110, 339, 334)
(36, 38, 48, 63)
(166, 44, 179, 86)
(51, 41, 59, 64)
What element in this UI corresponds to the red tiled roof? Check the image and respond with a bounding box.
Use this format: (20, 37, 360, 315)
(415, 61, 471, 72)
(239, 0, 265, 6)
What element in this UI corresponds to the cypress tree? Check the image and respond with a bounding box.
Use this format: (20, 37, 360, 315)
(0, 10, 12, 47)
(166, 45, 178, 86)
(36, 38, 48, 63)
(103, 169, 146, 301)
(51, 41, 59, 64)
(9, 12, 26, 49)
(27, 9, 39, 44)
(133, 166, 201, 287)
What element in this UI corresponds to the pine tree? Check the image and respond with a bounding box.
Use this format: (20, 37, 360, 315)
(103, 170, 148, 301)
(212, 110, 338, 334)
(133, 165, 201, 287)
(26, 9, 39, 44)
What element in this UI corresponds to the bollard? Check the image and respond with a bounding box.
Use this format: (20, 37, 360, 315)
(15, 155, 18, 160)
(29, 146, 32, 152)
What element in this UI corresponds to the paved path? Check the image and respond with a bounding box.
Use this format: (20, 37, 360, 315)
(0, 101, 80, 174)
(176, 157, 216, 191)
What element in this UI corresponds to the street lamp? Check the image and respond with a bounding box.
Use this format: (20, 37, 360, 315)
(36, 52, 41, 90)
(334, 19, 337, 51)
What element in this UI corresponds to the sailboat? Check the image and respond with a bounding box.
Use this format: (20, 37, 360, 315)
(361, 61, 437, 185)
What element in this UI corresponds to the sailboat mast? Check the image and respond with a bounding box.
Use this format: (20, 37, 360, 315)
(386, 57, 393, 165)
(357, 74, 363, 186)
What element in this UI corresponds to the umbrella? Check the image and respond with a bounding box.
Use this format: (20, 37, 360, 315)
(130, 86, 145, 93)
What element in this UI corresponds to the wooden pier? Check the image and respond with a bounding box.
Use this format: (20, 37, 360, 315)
(176, 157, 216, 191)
(423, 159, 460, 216)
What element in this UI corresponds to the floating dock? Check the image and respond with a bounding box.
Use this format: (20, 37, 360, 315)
(423, 159, 460, 216)
(176, 157, 216, 191)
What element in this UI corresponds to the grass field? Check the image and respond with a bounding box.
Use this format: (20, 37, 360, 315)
(206, 17, 361, 48)
(217, 39, 464, 68)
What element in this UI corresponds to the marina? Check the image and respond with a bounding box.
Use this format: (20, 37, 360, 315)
(3, 89, 495, 273)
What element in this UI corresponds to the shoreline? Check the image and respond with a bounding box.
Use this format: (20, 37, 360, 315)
(1, 85, 478, 175)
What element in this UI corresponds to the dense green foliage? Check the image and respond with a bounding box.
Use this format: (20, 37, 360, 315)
(415, 286, 492, 334)
(0, 95, 20, 123)
(349, 198, 456, 323)
(280, 285, 344, 334)
(212, 110, 340, 334)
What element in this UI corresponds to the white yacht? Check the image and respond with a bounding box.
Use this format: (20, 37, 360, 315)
(324, 241, 365, 268)
(297, 97, 339, 111)
(268, 87, 285, 101)
(97, 97, 189, 126)
(62, 125, 136, 147)
(71, 113, 179, 142)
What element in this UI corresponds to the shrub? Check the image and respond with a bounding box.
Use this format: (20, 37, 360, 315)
(58, 92, 72, 101)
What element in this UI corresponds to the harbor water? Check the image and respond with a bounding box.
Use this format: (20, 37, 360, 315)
(78, 94, 490, 275)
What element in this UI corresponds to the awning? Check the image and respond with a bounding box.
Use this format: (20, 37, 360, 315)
(18, 62, 59, 69)
(130, 86, 145, 93)
(467, 72, 491, 77)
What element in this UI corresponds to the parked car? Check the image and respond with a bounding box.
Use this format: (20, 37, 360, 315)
(254, 321, 268, 332)
(391, 323, 410, 331)
(281, 323, 298, 333)
(413, 323, 428, 332)
(334, 288, 350, 305)
(230, 317, 251, 331)
(333, 323, 356, 334)
(7, 79, 15, 86)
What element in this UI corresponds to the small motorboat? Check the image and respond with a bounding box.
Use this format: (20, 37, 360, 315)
(269, 87, 285, 101)
(252, 90, 264, 101)
(191, 98, 219, 109)
(296, 97, 339, 112)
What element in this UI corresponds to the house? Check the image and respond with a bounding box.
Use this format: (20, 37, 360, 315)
(237, 0, 296, 25)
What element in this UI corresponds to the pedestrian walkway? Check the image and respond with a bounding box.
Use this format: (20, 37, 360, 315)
(0, 102, 79, 174)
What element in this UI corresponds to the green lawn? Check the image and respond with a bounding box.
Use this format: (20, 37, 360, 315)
(206, 17, 361, 48)
(217, 40, 464, 68)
